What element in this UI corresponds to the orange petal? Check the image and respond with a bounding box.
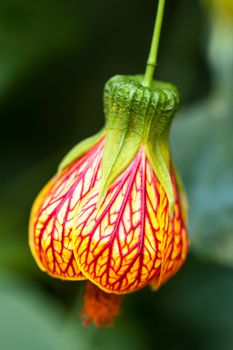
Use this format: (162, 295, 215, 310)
(29, 139, 104, 280)
(73, 147, 180, 293)
(150, 171, 189, 290)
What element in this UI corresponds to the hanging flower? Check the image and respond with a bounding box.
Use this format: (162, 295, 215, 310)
(29, 0, 190, 327)
(29, 75, 189, 326)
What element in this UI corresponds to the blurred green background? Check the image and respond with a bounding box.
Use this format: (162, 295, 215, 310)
(1, 0, 233, 349)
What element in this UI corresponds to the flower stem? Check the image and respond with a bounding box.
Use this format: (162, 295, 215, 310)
(143, 0, 166, 88)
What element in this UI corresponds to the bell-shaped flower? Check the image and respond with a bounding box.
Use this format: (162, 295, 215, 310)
(29, 75, 189, 326)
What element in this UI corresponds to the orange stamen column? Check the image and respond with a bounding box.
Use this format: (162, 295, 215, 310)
(81, 282, 123, 327)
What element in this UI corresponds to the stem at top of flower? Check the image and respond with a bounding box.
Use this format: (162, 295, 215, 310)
(143, 0, 166, 88)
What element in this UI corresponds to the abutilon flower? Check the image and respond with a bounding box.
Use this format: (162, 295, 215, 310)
(29, 75, 189, 326)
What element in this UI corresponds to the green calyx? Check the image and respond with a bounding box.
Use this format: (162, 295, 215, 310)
(59, 74, 180, 216)
(101, 75, 180, 215)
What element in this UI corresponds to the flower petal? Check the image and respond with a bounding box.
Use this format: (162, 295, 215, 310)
(73, 148, 173, 293)
(150, 171, 189, 289)
(29, 139, 104, 280)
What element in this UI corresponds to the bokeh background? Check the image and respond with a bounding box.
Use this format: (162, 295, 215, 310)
(1, 0, 233, 349)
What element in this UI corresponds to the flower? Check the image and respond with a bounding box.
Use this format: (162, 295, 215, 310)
(72, 144, 188, 294)
(29, 75, 189, 326)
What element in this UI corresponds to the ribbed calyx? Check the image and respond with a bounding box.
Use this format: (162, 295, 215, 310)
(104, 75, 180, 142)
(59, 74, 180, 215)
(100, 75, 180, 214)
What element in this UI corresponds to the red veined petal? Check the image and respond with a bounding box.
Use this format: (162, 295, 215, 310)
(150, 171, 189, 290)
(29, 138, 104, 280)
(73, 147, 183, 293)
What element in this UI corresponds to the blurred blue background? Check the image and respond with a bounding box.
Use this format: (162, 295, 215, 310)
(0, 0, 233, 349)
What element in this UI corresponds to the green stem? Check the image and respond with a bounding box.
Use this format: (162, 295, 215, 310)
(143, 0, 166, 87)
